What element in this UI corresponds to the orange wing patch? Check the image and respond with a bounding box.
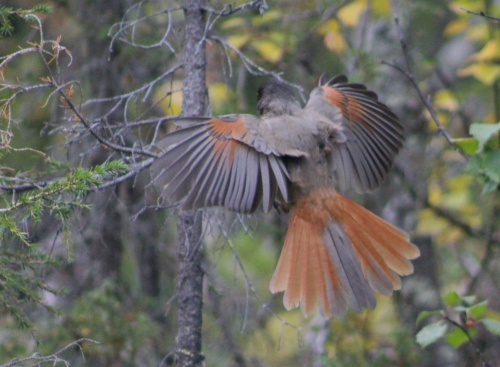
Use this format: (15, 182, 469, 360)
(208, 116, 248, 166)
(322, 86, 374, 133)
(209, 116, 248, 140)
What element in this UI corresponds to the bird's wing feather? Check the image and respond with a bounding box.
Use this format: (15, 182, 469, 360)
(305, 75, 404, 192)
(151, 114, 290, 213)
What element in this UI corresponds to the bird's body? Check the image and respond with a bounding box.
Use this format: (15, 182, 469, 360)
(152, 75, 420, 317)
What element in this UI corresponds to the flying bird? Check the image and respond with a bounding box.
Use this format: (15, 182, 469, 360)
(152, 74, 420, 317)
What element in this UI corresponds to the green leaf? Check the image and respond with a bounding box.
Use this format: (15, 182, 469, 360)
(483, 180, 498, 193)
(480, 151, 500, 182)
(469, 123, 500, 152)
(416, 322, 448, 348)
(468, 300, 488, 318)
(452, 137, 479, 154)
(446, 327, 471, 349)
(481, 318, 500, 336)
(461, 295, 477, 306)
(416, 310, 442, 326)
(466, 152, 500, 192)
(453, 305, 468, 313)
(443, 292, 461, 307)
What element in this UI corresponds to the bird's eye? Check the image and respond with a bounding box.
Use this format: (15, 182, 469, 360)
(257, 87, 263, 101)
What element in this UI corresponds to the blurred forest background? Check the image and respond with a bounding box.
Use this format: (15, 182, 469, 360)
(0, 0, 499, 366)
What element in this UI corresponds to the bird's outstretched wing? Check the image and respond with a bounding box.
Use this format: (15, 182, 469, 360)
(151, 114, 291, 213)
(305, 75, 404, 193)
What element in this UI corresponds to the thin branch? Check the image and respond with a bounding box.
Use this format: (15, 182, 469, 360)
(210, 35, 278, 77)
(57, 85, 157, 158)
(82, 64, 182, 106)
(0, 338, 98, 367)
(396, 166, 500, 245)
(108, 3, 182, 54)
(443, 315, 491, 367)
(2, 19, 159, 160)
(460, 7, 500, 22)
(0, 181, 48, 194)
(211, 214, 302, 338)
(0, 157, 156, 196)
(0, 47, 40, 71)
(395, 165, 499, 296)
(202, 0, 268, 17)
(204, 267, 250, 367)
(91, 158, 156, 190)
(466, 202, 500, 293)
(209, 35, 306, 101)
(383, 17, 470, 161)
(424, 199, 485, 239)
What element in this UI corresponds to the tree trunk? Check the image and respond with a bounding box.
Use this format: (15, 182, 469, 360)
(176, 1, 206, 366)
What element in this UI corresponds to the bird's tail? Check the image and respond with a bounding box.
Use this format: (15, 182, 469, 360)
(269, 189, 420, 317)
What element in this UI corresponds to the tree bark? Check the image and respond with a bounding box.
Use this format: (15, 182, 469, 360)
(176, 1, 206, 366)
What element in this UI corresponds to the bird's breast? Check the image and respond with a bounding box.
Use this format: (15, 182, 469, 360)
(259, 113, 340, 205)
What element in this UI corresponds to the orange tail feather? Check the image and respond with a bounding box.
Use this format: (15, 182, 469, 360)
(269, 189, 420, 317)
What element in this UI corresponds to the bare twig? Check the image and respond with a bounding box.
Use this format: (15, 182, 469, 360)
(204, 267, 250, 367)
(466, 203, 500, 293)
(383, 17, 470, 161)
(211, 214, 302, 340)
(460, 7, 500, 22)
(57, 86, 158, 158)
(0, 157, 156, 198)
(396, 166, 500, 245)
(108, 4, 181, 53)
(80, 64, 183, 124)
(0, 47, 41, 70)
(1, 16, 160, 161)
(203, 0, 268, 17)
(0, 338, 98, 367)
(209, 35, 306, 101)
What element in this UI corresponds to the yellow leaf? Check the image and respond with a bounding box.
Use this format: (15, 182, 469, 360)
(324, 29, 346, 54)
(154, 81, 183, 116)
(446, 174, 473, 191)
(372, 0, 391, 16)
(208, 83, 234, 114)
(252, 9, 281, 26)
(317, 18, 336, 35)
(458, 63, 500, 85)
(252, 39, 283, 63)
(435, 89, 459, 112)
(416, 209, 449, 236)
(246, 310, 307, 365)
(449, 0, 484, 13)
(338, 0, 366, 27)
(470, 39, 500, 62)
(319, 20, 346, 54)
(425, 110, 450, 131)
(429, 183, 443, 205)
(466, 23, 488, 41)
(227, 34, 251, 49)
(268, 31, 285, 45)
(444, 18, 469, 37)
(221, 17, 247, 29)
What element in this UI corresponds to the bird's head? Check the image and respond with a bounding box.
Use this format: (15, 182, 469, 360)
(257, 80, 301, 116)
